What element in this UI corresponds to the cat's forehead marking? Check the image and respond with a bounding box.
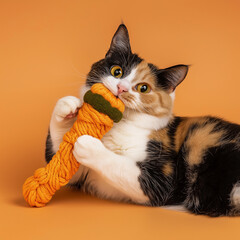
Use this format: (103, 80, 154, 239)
(124, 67, 137, 82)
(131, 61, 155, 85)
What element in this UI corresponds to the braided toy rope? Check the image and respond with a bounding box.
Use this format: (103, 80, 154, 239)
(23, 83, 125, 207)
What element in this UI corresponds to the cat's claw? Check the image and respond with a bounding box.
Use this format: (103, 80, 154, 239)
(65, 108, 80, 119)
(54, 96, 82, 122)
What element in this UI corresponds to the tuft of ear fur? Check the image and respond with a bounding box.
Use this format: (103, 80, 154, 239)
(157, 65, 189, 92)
(106, 24, 131, 57)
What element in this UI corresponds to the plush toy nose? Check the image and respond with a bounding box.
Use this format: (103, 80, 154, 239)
(117, 84, 128, 95)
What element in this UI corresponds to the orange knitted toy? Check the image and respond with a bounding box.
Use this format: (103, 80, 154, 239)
(23, 83, 125, 207)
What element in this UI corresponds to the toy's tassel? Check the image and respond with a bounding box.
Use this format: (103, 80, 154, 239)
(23, 83, 124, 207)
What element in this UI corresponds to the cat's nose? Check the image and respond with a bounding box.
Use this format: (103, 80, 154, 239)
(117, 84, 128, 95)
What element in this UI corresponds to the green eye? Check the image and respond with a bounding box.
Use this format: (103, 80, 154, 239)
(136, 83, 151, 93)
(111, 66, 123, 78)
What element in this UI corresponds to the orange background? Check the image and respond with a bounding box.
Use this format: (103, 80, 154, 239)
(1, 0, 240, 239)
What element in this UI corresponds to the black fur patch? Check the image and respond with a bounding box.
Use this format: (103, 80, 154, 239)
(137, 116, 240, 216)
(137, 117, 185, 206)
(69, 171, 89, 190)
(86, 53, 142, 87)
(86, 24, 142, 87)
(167, 116, 183, 148)
(45, 129, 55, 164)
(137, 140, 175, 206)
(185, 143, 240, 216)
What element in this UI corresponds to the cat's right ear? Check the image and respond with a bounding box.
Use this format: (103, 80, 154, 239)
(106, 24, 132, 57)
(157, 65, 189, 93)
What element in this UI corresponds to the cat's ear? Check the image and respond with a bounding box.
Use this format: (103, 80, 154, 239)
(106, 24, 131, 57)
(157, 65, 189, 92)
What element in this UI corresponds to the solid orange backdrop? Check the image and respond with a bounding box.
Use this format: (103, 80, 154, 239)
(0, 0, 240, 239)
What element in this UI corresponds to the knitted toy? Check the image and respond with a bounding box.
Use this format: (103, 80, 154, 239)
(23, 83, 125, 207)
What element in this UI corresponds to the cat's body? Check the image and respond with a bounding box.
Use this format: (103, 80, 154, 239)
(45, 24, 240, 216)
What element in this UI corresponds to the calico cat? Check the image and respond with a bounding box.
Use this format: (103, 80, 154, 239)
(46, 24, 240, 217)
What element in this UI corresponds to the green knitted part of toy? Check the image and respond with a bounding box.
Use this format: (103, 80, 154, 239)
(84, 90, 123, 123)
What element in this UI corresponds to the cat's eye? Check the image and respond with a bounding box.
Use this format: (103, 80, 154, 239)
(135, 83, 151, 93)
(111, 66, 123, 78)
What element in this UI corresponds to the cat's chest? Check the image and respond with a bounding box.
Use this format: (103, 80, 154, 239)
(102, 120, 150, 162)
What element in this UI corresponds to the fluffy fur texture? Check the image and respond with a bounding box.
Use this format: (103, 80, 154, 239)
(46, 24, 240, 217)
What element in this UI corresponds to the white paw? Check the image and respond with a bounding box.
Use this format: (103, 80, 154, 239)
(54, 96, 82, 122)
(73, 135, 105, 168)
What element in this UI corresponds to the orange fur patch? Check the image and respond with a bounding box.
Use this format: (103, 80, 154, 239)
(185, 122, 225, 166)
(162, 162, 173, 177)
(149, 127, 172, 148)
(174, 117, 208, 152)
(131, 61, 173, 117)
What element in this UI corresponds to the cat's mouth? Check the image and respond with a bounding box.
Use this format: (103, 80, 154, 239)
(101, 81, 136, 110)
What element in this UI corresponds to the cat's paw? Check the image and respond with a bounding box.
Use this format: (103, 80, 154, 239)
(54, 96, 82, 122)
(73, 135, 105, 168)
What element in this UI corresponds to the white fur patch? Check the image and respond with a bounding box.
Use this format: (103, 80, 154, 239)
(162, 205, 187, 212)
(123, 109, 171, 130)
(79, 85, 90, 102)
(73, 134, 149, 204)
(230, 182, 240, 207)
(124, 67, 137, 83)
(170, 91, 175, 102)
(102, 117, 151, 161)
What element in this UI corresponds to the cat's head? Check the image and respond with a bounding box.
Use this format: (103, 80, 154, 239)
(84, 24, 188, 128)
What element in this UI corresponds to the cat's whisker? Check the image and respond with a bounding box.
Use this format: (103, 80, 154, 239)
(70, 64, 89, 77)
(70, 65, 104, 84)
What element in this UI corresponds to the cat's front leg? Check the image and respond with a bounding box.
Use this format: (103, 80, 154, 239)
(50, 96, 82, 152)
(73, 135, 149, 204)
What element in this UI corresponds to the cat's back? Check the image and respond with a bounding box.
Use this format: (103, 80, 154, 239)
(149, 115, 240, 154)
(176, 116, 240, 155)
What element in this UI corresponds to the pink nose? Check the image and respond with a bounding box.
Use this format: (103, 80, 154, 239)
(117, 84, 128, 95)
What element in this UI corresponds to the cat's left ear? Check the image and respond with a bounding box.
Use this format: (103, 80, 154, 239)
(106, 24, 132, 57)
(157, 65, 189, 92)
